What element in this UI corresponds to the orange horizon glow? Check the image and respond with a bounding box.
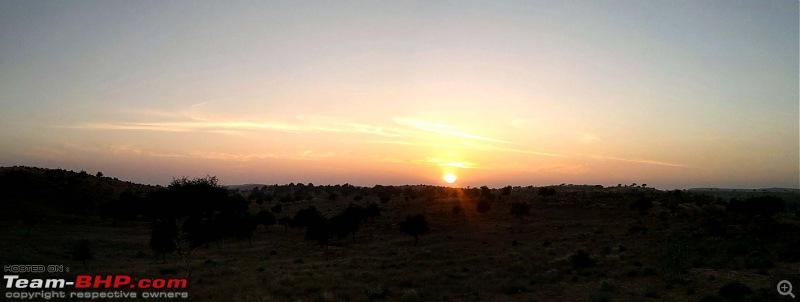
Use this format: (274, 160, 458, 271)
(0, 2, 796, 189)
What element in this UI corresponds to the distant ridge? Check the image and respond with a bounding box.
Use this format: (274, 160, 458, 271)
(0, 166, 155, 217)
(688, 187, 800, 193)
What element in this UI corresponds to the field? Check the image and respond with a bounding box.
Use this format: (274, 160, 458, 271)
(2, 170, 800, 302)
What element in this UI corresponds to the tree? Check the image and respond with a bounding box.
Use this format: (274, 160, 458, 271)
(538, 187, 557, 197)
(292, 206, 322, 229)
(728, 196, 785, 219)
(501, 186, 513, 197)
(257, 210, 277, 230)
(305, 216, 333, 259)
(230, 213, 258, 246)
(452, 204, 463, 215)
(480, 186, 494, 201)
(400, 214, 429, 246)
(477, 199, 491, 214)
(271, 203, 283, 214)
(510, 202, 530, 223)
(150, 219, 178, 263)
(365, 203, 381, 221)
(378, 192, 391, 204)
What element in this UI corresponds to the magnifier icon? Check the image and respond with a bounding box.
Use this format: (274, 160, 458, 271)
(778, 280, 795, 298)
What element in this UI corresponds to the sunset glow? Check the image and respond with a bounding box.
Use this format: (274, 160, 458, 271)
(0, 1, 796, 189)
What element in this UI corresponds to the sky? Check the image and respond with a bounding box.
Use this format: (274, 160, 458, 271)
(0, 1, 797, 189)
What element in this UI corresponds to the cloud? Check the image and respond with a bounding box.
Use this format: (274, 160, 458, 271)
(369, 140, 564, 158)
(425, 157, 477, 169)
(393, 117, 509, 143)
(590, 155, 688, 168)
(579, 133, 600, 144)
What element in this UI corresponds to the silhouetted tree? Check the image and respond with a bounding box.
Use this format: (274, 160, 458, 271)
(365, 203, 381, 221)
(538, 187, 557, 197)
(728, 196, 785, 220)
(150, 219, 178, 263)
(234, 214, 259, 246)
(480, 186, 494, 201)
(271, 203, 283, 214)
(501, 186, 513, 197)
(378, 192, 391, 204)
(333, 204, 366, 242)
(400, 214, 429, 246)
(327, 192, 339, 202)
(292, 206, 321, 229)
(510, 202, 530, 223)
(630, 198, 653, 215)
(181, 216, 211, 248)
(257, 210, 277, 230)
(305, 216, 333, 258)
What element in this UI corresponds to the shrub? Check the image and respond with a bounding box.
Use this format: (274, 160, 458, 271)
(510, 202, 530, 223)
(662, 239, 691, 275)
(363, 284, 388, 300)
(400, 214, 429, 246)
(588, 292, 612, 302)
(150, 219, 178, 263)
(570, 249, 595, 268)
(718, 281, 752, 301)
(503, 284, 528, 295)
(727, 196, 785, 218)
(539, 187, 557, 197)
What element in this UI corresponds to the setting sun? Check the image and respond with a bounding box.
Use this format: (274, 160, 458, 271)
(443, 173, 457, 184)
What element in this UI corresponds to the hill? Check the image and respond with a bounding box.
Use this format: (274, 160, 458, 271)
(0, 166, 156, 218)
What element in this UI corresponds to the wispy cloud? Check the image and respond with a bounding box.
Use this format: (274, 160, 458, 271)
(336, 122, 402, 137)
(579, 133, 600, 144)
(369, 140, 564, 158)
(590, 155, 688, 168)
(393, 117, 509, 143)
(424, 157, 478, 169)
(74, 121, 311, 133)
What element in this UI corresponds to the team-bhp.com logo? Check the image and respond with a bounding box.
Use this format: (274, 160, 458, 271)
(5, 275, 187, 289)
(4, 274, 189, 299)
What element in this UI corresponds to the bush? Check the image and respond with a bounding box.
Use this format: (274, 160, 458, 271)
(570, 249, 595, 268)
(400, 214, 429, 246)
(539, 187, 557, 197)
(662, 239, 691, 274)
(363, 284, 388, 300)
(718, 281, 752, 301)
(629, 198, 652, 214)
(588, 292, 612, 302)
(503, 284, 528, 295)
(510, 202, 530, 223)
(727, 196, 785, 218)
